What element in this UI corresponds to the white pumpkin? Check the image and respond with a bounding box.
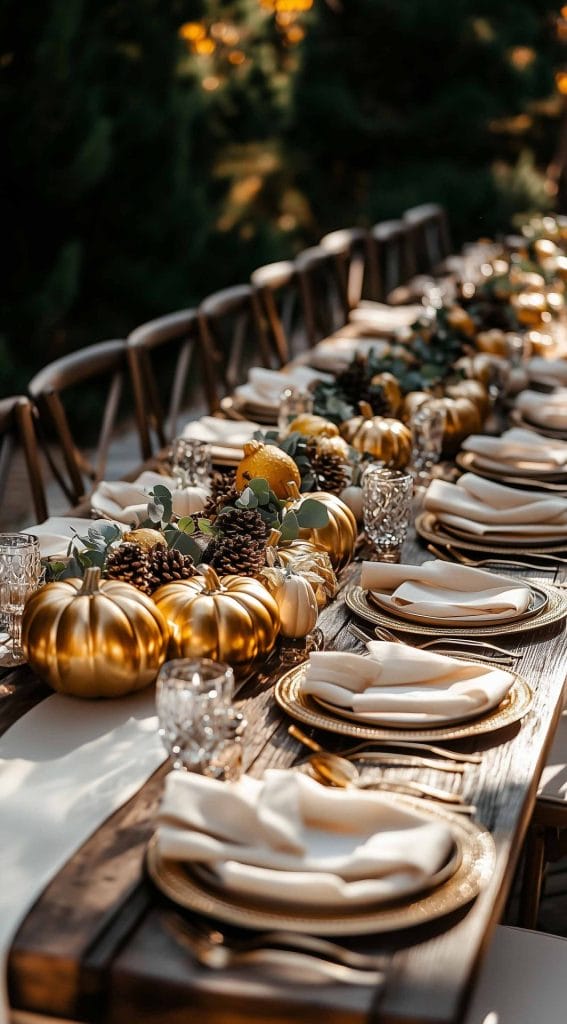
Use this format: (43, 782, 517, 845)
(261, 566, 318, 639)
(340, 485, 364, 524)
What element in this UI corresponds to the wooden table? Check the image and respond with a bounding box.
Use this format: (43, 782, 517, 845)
(3, 509, 567, 1024)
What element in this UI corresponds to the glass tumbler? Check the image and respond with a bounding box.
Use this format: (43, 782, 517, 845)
(156, 658, 242, 779)
(409, 400, 447, 485)
(169, 437, 212, 487)
(0, 533, 42, 666)
(362, 467, 414, 563)
(278, 386, 314, 437)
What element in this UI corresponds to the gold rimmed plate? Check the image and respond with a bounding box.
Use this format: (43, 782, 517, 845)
(345, 581, 565, 639)
(455, 452, 567, 489)
(220, 395, 278, 426)
(509, 408, 567, 442)
(365, 580, 547, 628)
(146, 798, 495, 936)
(274, 662, 532, 743)
(416, 512, 567, 558)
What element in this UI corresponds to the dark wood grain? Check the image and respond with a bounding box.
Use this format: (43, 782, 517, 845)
(5, 505, 567, 1023)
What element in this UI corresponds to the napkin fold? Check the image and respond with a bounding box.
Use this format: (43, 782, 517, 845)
(360, 559, 531, 619)
(22, 517, 125, 558)
(181, 415, 261, 448)
(461, 428, 567, 473)
(515, 389, 567, 431)
(306, 337, 391, 374)
(349, 302, 422, 335)
(234, 366, 332, 410)
(90, 471, 208, 525)
(156, 768, 455, 907)
(527, 358, 567, 389)
(302, 642, 514, 724)
(424, 472, 567, 539)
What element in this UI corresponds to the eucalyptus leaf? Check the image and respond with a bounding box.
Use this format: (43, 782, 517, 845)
(165, 528, 203, 562)
(197, 518, 216, 536)
(279, 509, 300, 541)
(296, 498, 329, 528)
(177, 515, 195, 534)
(147, 500, 164, 523)
(237, 486, 258, 509)
(150, 485, 173, 523)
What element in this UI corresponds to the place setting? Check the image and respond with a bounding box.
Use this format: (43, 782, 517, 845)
(456, 428, 567, 492)
(510, 387, 567, 441)
(225, 366, 333, 423)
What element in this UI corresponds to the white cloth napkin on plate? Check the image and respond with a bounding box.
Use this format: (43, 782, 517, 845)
(424, 472, 567, 539)
(234, 366, 332, 409)
(90, 471, 208, 525)
(181, 416, 261, 448)
(302, 641, 514, 724)
(527, 358, 567, 389)
(306, 337, 391, 374)
(461, 428, 567, 473)
(360, 559, 531, 619)
(515, 389, 567, 431)
(349, 302, 422, 334)
(156, 768, 454, 907)
(22, 517, 125, 558)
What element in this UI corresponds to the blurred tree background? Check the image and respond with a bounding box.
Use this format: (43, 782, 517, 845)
(1, 0, 566, 394)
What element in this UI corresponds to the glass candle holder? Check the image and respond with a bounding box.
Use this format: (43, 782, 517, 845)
(169, 437, 212, 487)
(362, 467, 413, 563)
(277, 386, 314, 437)
(409, 400, 447, 485)
(156, 658, 242, 780)
(0, 533, 42, 666)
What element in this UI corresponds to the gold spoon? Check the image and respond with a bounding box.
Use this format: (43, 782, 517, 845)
(307, 753, 471, 808)
(288, 722, 481, 766)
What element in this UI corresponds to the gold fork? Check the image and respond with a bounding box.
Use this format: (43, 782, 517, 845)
(348, 622, 518, 664)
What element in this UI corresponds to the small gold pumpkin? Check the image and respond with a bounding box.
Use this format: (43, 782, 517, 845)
(475, 330, 509, 356)
(445, 379, 490, 420)
(273, 538, 337, 609)
(445, 306, 476, 338)
(401, 391, 432, 422)
(285, 413, 339, 438)
(313, 434, 350, 461)
(153, 564, 280, 671)
(261, 563, 318, 639)
(285, 483, 357, 572)
(123, 528, 167, 552)
(369, 372, 403, 416)
(340, 402, 413, 469)
(21, 567, 169, 698)
(438, 396, 483, 453)
(452, 354, 494, 388)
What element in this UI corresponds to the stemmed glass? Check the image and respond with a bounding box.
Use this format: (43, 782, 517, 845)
(0, 533, 42, 668)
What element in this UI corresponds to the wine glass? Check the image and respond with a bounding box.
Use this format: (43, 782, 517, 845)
(0, 533, 42, 668)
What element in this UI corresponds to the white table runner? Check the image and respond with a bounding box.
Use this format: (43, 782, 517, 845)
(0, 688, 166, 1024)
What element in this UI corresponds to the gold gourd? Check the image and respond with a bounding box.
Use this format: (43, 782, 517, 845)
(285, 482, 357, 572)
(369, 372, 403, 415)
(285, 413, 339, 438)
(153, 564, 280, 671)
(21, 567, 169, 698)
(445, 378, 490, 419)
(340, 402, 413, 469)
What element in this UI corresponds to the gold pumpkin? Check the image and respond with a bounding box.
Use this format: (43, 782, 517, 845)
(369, 372, 403, 416)
(445, 379, 490, 419)
(340, 402, 412, 469)
(21, 567, 168, 698)
(285, 483, 357, 572)
(438, 396, 483, 453)
(475, 330, 509, 356)
(274, 538, 337, 609)
(285, 413, 339, 438)
(402, 391, 432, 422)
(452, 354, 494, 388)
(261, 565, 318, 639)
(153, 564, 280, 671)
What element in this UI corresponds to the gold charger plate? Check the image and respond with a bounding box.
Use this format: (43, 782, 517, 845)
(365, 579, 548, 628)
(346, 581, 564, 639)
(455, 451, 567, 490)
(509, 408, 567, 442)
(220, 395, 278, 425)
(146, 799, 495, 936)
(416, 512, 567, 558)
(274, 662, 532, 742)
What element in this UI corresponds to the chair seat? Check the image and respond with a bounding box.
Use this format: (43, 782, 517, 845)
(538, 711, 567, 806)
(464, 925, 567, 1023)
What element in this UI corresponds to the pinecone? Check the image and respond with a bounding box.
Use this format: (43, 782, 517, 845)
(104, 542, 153, 595)
(204, 535, 267, 577)
(337, 357, 390, 415)
(203, 470, 239, 521)
(308, 447, 349, 494)
(147, 545, 196, 592)
(215, 504, 269, 544)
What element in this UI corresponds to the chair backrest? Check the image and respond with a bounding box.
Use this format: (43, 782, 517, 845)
(319, 227, 377, 309)
(402, 203, 452, 275)
(251, 260, 303, 366)
(27, 339, 127, 506)
(197, 284, 273, 412)
(370, 219, 417, 299)
(294, 245, 348, 347)
(0, 395, 47, 525)
(127, 309, 212, 460)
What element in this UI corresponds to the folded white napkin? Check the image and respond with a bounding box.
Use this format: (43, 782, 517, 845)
(424, 472, 567, 539)
(527, 358, 567, 389)
(22, 517, 125, 558)
(349, 302, 422, 334)
(181, 416, 261, 448)
(90, 471, 208, 525)
(306, 337, 391, 374)
(302, 641, 514, 724)
(516, 389, 567, 431)
(234, 366, 332, 409)
(462, 428, 567, 473)
(156, 768, 454, 907)
(360, 559, 531, 619)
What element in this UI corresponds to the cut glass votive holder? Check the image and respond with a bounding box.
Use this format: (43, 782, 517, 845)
(362, 467, 414, 563)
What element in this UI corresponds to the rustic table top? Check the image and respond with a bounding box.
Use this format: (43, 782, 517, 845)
(3, 497, 567, 1024)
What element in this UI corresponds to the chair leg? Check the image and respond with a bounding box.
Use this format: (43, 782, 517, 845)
(518, 824, 547, 928)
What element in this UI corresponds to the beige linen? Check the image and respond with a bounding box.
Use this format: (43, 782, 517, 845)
(462, 428, 567, 473)
(527, 358, 567, 389)
(234, 366, 332, 409)
(22, 517, 124, 558)
(424, 472, 567, 539)
(516, 388, 567, 431)
(90, 470, 208, 525)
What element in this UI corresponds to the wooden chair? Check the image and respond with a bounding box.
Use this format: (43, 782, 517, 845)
(402, 202, 452, 275)
(319, 227, 377, 311)
(0, 395, 47, 524)
(196, 284, 273, 412)
(251, 260, 299, 366)
(294, 245, 348, 347)
(27, 339, 128, 506)
(370, 219, 417, 299)
(127, 309, 216, 460)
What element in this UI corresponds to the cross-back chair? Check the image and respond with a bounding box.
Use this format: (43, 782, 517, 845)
(27, 339, 128, 506)
(127, 309, 215, 460)
(251, 260, 304, 366)
(294, 245, 348, 347)
(402, 202, 452, 275)
(196, 284, 273, 412)
(370, 219, 417, 300)
(0, 395, 47, 525)
(319, 227, 377, 310)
